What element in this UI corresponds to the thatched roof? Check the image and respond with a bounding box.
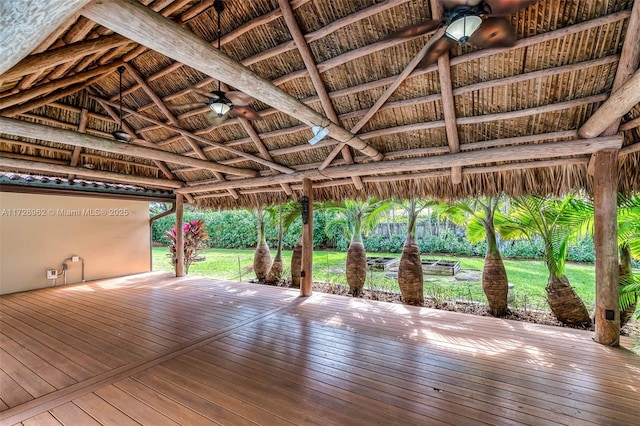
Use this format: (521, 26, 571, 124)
(1, 0, 638, 208)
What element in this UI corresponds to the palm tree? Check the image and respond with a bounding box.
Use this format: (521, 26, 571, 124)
(617, 193, 640, 326)
(396, 199, 435, 305)
(442, 197, 509, 316)
(326, 199, 391, 296)
(252, 206, 272, 282)
(265, 204, 284, 285)
(497, 195, 592, 325)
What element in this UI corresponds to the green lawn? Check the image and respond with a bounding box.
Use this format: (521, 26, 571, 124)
(152, 247, 603, 312)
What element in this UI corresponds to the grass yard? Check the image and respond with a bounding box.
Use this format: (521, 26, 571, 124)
(152, 247, 601, 312)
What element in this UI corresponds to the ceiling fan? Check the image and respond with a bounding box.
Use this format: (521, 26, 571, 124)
(392, 0, 536, 67)
(169, 0, 260, 126)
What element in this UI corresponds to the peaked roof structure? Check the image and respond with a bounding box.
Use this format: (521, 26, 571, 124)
(1, 0, 638, 208)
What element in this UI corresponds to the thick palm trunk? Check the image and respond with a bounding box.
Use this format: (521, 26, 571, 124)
(398, 241, 423, 305)
(346, 220, 367, 296)
(398, 210, 423, 305)
(619, 243, 636, 327)
(290, 238, 302, 288)
(346, 241, 367, 296)
(266, 212, 284, 285)
(253, 208, 272, 282)
(482, 221, 509, 316)
(546, 275, 591, 325)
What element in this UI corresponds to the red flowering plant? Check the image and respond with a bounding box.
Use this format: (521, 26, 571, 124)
(166, 219, 209, 274)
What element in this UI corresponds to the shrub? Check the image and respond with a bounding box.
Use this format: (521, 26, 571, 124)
(166, 219, 209, 274)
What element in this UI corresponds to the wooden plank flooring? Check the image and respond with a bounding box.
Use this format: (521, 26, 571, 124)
(1, 272, 639, 425)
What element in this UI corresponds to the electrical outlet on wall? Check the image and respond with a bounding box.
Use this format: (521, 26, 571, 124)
(46, 270, 58, 279)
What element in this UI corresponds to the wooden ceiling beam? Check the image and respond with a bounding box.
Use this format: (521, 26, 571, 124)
(0, 116, 257, 177)
(68, 108, 89, 180)
(89, 94, 295, 174)
(0, 156, 182, 189)
(91, 94, 188, 187)
(430, 0, 462, 184)
(277, 0, 364, 191)
(82, 0, 382, 162)
(175, 136, 622, 194)
(0, 0, 91, 75)
(2, 34, 129, 82)
(319, 26, 446, 171)
(190, 94, 604, 163)
(579, 0, 640, 140)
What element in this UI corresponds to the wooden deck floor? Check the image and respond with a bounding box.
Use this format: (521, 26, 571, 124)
(1, 272, 639, 425)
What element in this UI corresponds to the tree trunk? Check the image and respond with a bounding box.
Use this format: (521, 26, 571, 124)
(266, 254, 283, 285)
(346, 241, 367, 296)
(290, 238, 302, 289)
(398, 207, 423, 305)
(398, 241, 424, 305)
(619, 243, 636, 327)
(482, 219, 509, 317)
(266, 207, 284, 285)
(253, 208, 272, 282)
(546, 275, 592, 325)
(253, 242, 272, 282)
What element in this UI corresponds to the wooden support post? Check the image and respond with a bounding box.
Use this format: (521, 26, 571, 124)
(593, 150, 619, 346)
(175, 193, 185, 277)
(301, 178, 313, 297)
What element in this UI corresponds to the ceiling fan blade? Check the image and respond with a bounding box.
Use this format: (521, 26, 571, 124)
(416, 35, 457, 68)
(225, 91, 253, 106)
(168, 102, 207, 111)
(229, 105, 261, 121)
(390, 20, 441, 39)
(468, 17, 517, 49)
(206, 110, 230, 126)
(484, 0, 536, 16)
(190, 87, 216, 99)
(439, 0, 483, 9)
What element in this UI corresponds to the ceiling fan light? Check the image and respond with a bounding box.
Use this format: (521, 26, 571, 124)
(445, 15, 482, 44)
(210, 102, 231, 116)
(308, 126, 329, 145)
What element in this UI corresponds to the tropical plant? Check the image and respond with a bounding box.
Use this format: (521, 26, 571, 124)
(252, 206, 272, 282)
(442, 196, 509, 316)
(396, 199, 436, 305)
(325, 199, 392, 296)
(166, 219, 209, 274)
(617, 193, 640, 325)
(496, 195, 593, 325)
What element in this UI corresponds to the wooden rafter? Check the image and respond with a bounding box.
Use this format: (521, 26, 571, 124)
(319, 26, 447, 171)
(0, 0, 91, 75)
(174, 136, 622, 194)
(2, 34, 130, 82)
(579, 0, 640, 140)
(176, 93, 608, 164)
(0, 116, 258, 177)
(88, 94, 296, 174)
(122, 64, 239, 200)
(0, 157, 182, 189)
(277, 0, 365, 191)
(81, 0, 383, 161)
(68, 108, 89, 180)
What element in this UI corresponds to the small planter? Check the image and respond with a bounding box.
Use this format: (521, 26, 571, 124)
(366, 257, 400, 271)
(421, 259, 460, 276)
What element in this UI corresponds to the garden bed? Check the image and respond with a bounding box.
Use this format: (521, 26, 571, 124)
(366, 256, 400, 271)
(421, 259, 461, 275)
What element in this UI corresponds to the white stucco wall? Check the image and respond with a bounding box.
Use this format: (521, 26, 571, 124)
(0, 191, 150, 294)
